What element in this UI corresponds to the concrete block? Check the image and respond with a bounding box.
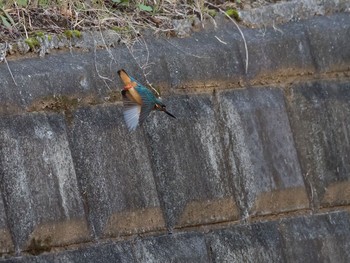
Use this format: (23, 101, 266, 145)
(144, 94, 239, 230)
(148, 33, 244, 89)
(51, 242, 135, 263)
(219, 88, 309, 216)
(0, 113, 89, 252)
(134, 232, 209, 263)
(240, 1, 350, 28)
(279, 211, 350, 262)
(0, 191, 14, 255)
(305, 13, 350, 72)
(239, 1, 319, 27)
(206, 221, 284, 262)
(0, 48, 136, 113)
(0, 241, 135, 263)
(67, 104, 165, 238)
(286, 81, 350, 208)
(242, 20, 314, 80)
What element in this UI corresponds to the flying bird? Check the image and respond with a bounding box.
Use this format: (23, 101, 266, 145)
(118, 69, 176, 131)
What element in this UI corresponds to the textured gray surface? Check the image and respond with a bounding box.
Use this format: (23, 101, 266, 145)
(2, 211, 350, 262)
(0, 11, 349, 263)
(0, 113, 89, 251)
(67, 105, 165, 238)
(279, 211, 350, 262)
(134, 232, 209, 263)
(305, 14, 350, 72)
(286, 81, 350, 209)
(144, 94, 238, 230)
(0, 189, 13, 254)
(1, 241, 135, 263)
(206, 221, 285, 262)
(239, 0, 350, 27)
(241, 21, 314, 78)
(219, 88, 308, 216)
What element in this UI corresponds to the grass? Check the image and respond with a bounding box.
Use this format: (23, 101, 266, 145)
(0, 0, 248, 43)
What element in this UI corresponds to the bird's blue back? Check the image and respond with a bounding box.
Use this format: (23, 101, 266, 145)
(135, 85, 157, 103)
(130, 76, 162, 106)
(121, 71, 175, 131)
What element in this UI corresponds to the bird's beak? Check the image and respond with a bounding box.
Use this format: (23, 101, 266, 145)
(164, 110, 176, 118)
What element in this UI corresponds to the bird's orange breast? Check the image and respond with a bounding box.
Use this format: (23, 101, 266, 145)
(118, 69, 143, 105)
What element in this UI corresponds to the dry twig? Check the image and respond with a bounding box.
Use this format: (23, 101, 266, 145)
(205, 1, 249, 74)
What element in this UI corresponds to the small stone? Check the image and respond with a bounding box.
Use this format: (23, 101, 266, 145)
(172, 19, 193, 38)
(16, 40, 30, 54)
(0, 43, 7, 62)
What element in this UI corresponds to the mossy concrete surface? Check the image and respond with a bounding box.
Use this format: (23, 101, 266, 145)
(0, 11, 350, 263)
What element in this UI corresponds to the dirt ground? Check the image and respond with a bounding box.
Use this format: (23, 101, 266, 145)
(0, 0, 289, 44)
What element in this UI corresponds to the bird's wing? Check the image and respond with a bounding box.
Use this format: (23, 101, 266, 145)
(135, 86, 156, 125)
(122, 90, 141, 131)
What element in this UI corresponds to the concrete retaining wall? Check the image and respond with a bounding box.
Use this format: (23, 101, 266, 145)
(0, 12, 349, 263)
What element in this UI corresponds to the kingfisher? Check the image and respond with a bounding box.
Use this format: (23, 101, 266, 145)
(118, 69, 176, 131)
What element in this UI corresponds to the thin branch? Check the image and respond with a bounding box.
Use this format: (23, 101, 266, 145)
(165, 39, 210, 59)
(93, 39, 113, 91)
(4, 57, 18, 86)
(126, 36, 161, 96)
(205, 1, 249, 74)
(215, 35, 227, 45)
(21, 9, 28, 39)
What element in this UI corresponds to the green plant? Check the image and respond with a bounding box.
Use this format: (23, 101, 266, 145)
(112, 26, 131, 32)
(16, 0, 28, 7)
(138, 3, 152, 12)
(38, 0, 50, 7)
(112, 0, 129, 5)
(225, 8, 240, 21)
(0, 8, 15, 30)
(64, 29, 82, 39)
(207, 8, 217, 17)
(25, 37, 40, 50)
(35, 31, 45, 38)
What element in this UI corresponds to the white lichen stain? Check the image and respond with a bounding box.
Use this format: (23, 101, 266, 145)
(194, 103, 226, 197)
(79, 76, 89, 90)
(222, 97, 256, 213)
(1, 130, 34, 247)
(34, 126, 54, 140)
(35, 119, 82, 218)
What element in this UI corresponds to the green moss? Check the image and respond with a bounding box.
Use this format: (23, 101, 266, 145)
(72, 29, 82, 38)
(35, 31, 45, 38)
(112, 26, 130, 33)
(64, 30, 73, 39)
(25, 37, 40, 50)
(225, 8, 241, 21)
(64, 29, 82, 39)
(47, 35, 52, 41)
(38, 0, 49, 7)
(207, 9, 217, 17)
